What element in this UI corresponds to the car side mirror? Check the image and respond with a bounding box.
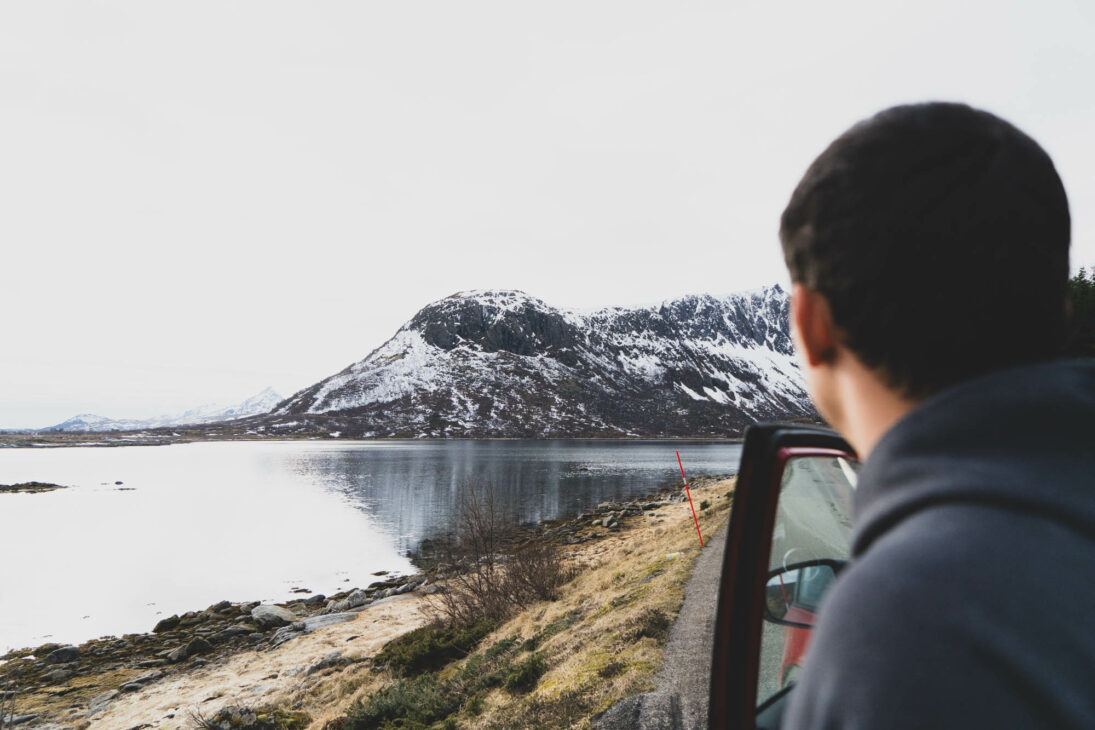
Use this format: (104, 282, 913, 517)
(763, 558, 845, 628)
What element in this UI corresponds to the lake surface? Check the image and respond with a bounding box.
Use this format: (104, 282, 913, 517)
(0, 439, 740, 653)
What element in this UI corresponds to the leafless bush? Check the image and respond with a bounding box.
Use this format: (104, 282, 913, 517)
(428, 483, 513, 625)
(428, 483, 576, 626)
(1, 682, 16, 730)
(507, 538, 576, 603)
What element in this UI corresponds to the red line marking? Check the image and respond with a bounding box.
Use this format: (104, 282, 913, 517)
(676, 449, 704, 547)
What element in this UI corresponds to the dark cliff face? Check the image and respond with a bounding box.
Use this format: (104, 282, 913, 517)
(412, 294, 583, 363)
(264, 287, 815, 438)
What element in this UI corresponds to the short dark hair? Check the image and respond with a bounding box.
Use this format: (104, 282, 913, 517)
(780, 102, 1071, 399)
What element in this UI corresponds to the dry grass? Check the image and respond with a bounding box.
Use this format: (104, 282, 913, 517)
(415, 478, 735, 730)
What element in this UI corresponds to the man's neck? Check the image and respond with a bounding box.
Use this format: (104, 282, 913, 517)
(833, 359, 919, 460)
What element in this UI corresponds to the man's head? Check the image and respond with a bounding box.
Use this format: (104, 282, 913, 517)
(781, 102, 1070, 450)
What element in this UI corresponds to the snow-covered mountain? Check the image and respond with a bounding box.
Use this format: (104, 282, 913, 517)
(43, 387, 283, 432)
(264, 287, 816, 438)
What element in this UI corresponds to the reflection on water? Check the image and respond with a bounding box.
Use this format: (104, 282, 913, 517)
(0, 439, 739, 652)
(289, 440, 741, 553)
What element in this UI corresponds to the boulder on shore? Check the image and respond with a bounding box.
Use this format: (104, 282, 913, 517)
(251, 604, 297, 629)
(153, 615, 180, 633)
(45, 646, 79, 663)
(186, 636, 213, 656)
(88, 689, 119, 714)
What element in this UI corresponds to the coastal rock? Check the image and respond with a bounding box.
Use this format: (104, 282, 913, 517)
(423, 584, 445, 595)
(34, 642, 63, 656)
(153, 615, 180, 633)
(270, 626, 305, 648)
(270, 611, 358, 648)
(307, 651, 345, 675)
(0, 714, 38, 726)
(166, 647, 189, 663)
(177, 611, 208, 628)
(213, 626, 251, 642)
(329, 589, 371, 612)
(208, 600, 233, 613)
(45, 646, 79, 663)
(133, 670, 164, 684)
(88, 689, 119, 714)
(186, 636, 213, 656)
(302, 613, 358, 631)
(345, 589, 370, 608)
(44, 668, 73, 683)
(250, 605, 296, 629)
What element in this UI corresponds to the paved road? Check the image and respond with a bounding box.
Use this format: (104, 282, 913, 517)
(656, 521, 729, 728)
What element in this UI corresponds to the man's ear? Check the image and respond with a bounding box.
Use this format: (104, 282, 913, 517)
(791, 283, 839, 367)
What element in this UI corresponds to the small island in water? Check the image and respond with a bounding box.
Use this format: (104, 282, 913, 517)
(0, 481, 65, 493)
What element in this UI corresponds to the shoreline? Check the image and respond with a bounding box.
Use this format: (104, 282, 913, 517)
(0, 434, 747, 450)
(0, 476, 733, 729)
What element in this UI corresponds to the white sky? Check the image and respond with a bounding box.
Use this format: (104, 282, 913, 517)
(2, 1, 1093, 429)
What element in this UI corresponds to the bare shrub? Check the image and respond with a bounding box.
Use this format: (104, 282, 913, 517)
(429, 484, 514, 626)
(1, 681, 16, 730)
(506, 537, 576, 603)
(428, 483, 576, 627)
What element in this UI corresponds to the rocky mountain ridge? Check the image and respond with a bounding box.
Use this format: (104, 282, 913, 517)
(258, 286, 815, 438)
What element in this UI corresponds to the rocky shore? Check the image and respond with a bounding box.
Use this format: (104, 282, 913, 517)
(0, 475, 731, 729)
(0, 572, 432, 728)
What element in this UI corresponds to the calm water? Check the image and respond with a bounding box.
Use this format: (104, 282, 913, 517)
(0, 439, 740, 652)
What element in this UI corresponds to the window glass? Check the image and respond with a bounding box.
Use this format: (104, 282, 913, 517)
(756, 455, 857, 707)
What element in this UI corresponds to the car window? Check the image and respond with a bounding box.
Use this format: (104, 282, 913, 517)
(756, 454, 858, 706)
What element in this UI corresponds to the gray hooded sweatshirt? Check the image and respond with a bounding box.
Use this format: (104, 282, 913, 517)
(783, 358, 1095, 729)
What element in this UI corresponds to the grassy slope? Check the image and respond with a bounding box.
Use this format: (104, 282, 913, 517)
(302, 478, 735, 729)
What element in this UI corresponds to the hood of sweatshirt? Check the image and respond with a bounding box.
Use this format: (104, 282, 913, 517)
(852, 358, 1095, 556)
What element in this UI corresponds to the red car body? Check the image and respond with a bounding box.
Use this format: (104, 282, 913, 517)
(779, 607, 815, 687)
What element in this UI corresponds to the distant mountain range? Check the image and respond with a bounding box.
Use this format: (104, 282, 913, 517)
(255, 286, 815, 438)
(43, 387, 283, 433)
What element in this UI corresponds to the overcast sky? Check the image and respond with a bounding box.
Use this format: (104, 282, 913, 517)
(2, 1, 1093, 428)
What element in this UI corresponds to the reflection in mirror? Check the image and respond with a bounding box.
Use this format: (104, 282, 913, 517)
(763, 559, 844, 627)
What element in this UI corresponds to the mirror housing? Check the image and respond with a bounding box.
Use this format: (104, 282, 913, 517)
(763, 558, 845, 628)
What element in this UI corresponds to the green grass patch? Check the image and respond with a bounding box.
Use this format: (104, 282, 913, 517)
(347, 628, 548, 728)
(484, 636, 518, 660)
(522, 610, 580, 652)
(504, 652, 548, 693)
(345, 674, 458, 729)
(371, 620, 495, 677)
